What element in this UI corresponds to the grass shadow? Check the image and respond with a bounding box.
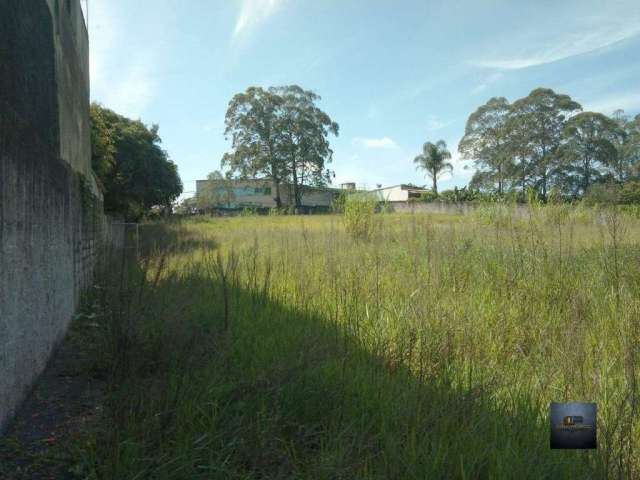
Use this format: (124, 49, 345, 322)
(76, 223, 605, 479)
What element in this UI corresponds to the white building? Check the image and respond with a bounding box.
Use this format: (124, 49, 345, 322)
(369, 184, 430, 202)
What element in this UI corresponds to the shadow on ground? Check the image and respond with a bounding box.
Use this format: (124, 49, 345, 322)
(79, 223, 603, 479)
(1, 222, 604, 479)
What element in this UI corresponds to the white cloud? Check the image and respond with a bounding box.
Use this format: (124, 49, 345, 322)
(584, 91, 640, 115)
(472, 13, 640, 70)
(233, 0, 283, 40)
(426, 115, 452, 131)
(353, 137, 399, 149)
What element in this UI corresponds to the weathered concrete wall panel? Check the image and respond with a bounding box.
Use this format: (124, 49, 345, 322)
(46, 0, 92, 180)
(0, 0, 105, 432)
(387, 201, 530, 217)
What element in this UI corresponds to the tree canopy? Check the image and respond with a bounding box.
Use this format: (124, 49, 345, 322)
(222, 85, 338, 210)
(459, 97, 511, 194)
(90, 104, 183, 220)
(459, 88, 640, 202)
(558, 112, 622, 195)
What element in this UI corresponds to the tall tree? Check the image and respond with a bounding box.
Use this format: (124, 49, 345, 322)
(414, 140, 453, 194)
(509, 88, 582, 199)
(611, 110, 640, 182)
(273, 85, 339, 209)
(503, 110, 536, 199)
(222, 87, 286, 207)
(90, 104, 183, 220)
(559, 112, 623, 195)
(459, 97, 511, 194)
(222, 85, 338, 211)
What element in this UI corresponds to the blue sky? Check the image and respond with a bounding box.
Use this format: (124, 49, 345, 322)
(88, 0, 640, 198)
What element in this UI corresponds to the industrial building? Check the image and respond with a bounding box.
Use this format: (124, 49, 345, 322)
(195, 178, 340, 211)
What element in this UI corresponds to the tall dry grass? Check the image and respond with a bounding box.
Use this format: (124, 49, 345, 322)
(76, 206, 640, 479)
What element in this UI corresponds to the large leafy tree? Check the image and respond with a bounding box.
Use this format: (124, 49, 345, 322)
(509, 88, 582, 199)
(414, 140, 453, 194)
(558, 112, 623, 195)
(611, 110, 640, 182)
(222, 87, 286, 207)
(459, 97, 511, 194)
(222, 85, 338, 211)
(90, 104, 183, 220)
(274, 85, 339, 209)
(503, 110, 536, 199)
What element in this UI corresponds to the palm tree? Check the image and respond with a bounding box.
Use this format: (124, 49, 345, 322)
(413, 140, 453, 194)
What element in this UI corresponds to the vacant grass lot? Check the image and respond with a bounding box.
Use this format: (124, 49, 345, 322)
(78, 206, 640, 479)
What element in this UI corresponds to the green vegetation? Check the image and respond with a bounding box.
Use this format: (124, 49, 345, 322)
(74, 208, 640, 478)
(90, 104, 183, 220)
(458, 88, 640, 202)
(343, 193, 377, 240)
(413, 140, 453, 194)
(222, 85, 339, 210)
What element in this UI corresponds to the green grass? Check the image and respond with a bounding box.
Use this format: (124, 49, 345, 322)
(76, 207, 640, 479)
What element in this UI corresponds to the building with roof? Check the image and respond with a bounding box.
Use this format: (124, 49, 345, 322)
(195, 178, 340, 211)
(369, 184, 430, 202)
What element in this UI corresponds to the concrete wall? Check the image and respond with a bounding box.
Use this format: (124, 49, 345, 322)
(387, 201, 530, 217)
(0, 0, 107, 432)
(46, 0, 94, 184)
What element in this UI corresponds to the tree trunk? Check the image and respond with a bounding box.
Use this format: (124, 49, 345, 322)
(583, 158, 591, 194)
(432, 174, 438, 195)
(521, 172, 526, 201)
(291, 153, 301, 213)
(274, 180, 282, 209)
(268, 144, 282, 208)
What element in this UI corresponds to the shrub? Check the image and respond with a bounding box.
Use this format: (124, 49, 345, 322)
(343, 194, 377, 240)
(620, 181, 640, 205)
(331, 191, 350, 213)
(420, 190, 439, 203)
(240, 207, 258, 217)
(582, 183, 621, 206)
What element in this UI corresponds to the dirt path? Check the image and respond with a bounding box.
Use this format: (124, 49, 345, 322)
(0, 321, 104, 480)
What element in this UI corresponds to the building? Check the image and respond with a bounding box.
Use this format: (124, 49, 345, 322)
(369, 184, 430, 202)
(340, 182, 356, 190)
(195, 178, 340, 210)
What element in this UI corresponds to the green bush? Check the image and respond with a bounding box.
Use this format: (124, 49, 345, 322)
(420, 190, 439, 203)
(583, 183, 621, 206)
(422, 186, 515, 204)
(331, 191, 350, 213)
(620, 181, 640, 205)
(343, 194, 377, 240)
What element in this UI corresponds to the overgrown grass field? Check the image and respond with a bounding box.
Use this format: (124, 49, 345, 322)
(78, 206, 640, 479)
